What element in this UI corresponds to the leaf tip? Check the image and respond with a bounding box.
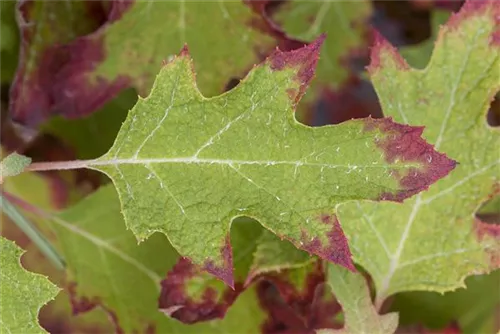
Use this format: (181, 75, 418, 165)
(363, 117, 457, 202)
(202, 236, 234, 289)
(368, 30, 409, 74)
(299, 214, 355, 271)
(267, 34, 325, 103)
(446, 0, 500, 46)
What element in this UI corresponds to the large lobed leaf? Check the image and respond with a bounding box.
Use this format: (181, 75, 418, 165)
(85, 38, 455, 286)
(337, 0, 500, 305)
(0, 237, 59, 334)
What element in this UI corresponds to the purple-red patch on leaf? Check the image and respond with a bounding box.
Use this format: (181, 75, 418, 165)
(363, 117, 457, 202)
(367, 30, 410, 74)
(159, 258, 242, 324)
(202, 235, 234, 288)
(298, 215, 355, 272)
(268, 35, 325, 105)
(474, 219, 500, 267)
(447, 0, 500, 46)
(10, 0, 131, 126)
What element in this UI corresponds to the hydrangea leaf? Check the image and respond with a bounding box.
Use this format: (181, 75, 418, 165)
(0, 237, 59, 334)
(271, 0, 372, 117)
(319, 264, 398, 334)
(10, 0, 108, 125)
(32, 184, 267, 333)
(10, 1, 276, 125)
(337, 0, 500, 306)
(86, 39, 455, 287)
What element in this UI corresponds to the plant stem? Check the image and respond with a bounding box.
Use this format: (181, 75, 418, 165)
(26, 159, 93, 172)
(0, 192, 65, 270)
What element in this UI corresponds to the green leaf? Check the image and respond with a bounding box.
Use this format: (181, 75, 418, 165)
(86, 40, 454, 286)
(272, 0, 372, 116)
(3, 169, 267, 332)
(337, 0, 500, 305)
(38, 184, 268, 333)
(0, 152, 32, 182)
(320, 264, 398, 334)
(0, 237, 59, 334)
(10, 1, 276, 124)
(247, 228, 313, 283)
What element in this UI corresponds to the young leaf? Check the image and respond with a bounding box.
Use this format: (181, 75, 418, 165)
(86, 38, 455, 287)
(0, 237, 59, 334)
(320, 264, 398, 334)
(337, 0, 500, 305)
(0, 152, 31, 182)
(10, 1, 276, 125)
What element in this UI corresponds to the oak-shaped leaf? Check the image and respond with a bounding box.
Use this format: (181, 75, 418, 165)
(337, 0, 500, 306)
(83, 37, 455, 287)
(0, 237, 59, 334)
(10, 1, 276, 125)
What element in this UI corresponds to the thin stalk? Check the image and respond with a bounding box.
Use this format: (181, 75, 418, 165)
(26, 159, 93, 172)
(0, 193, 65, 270)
